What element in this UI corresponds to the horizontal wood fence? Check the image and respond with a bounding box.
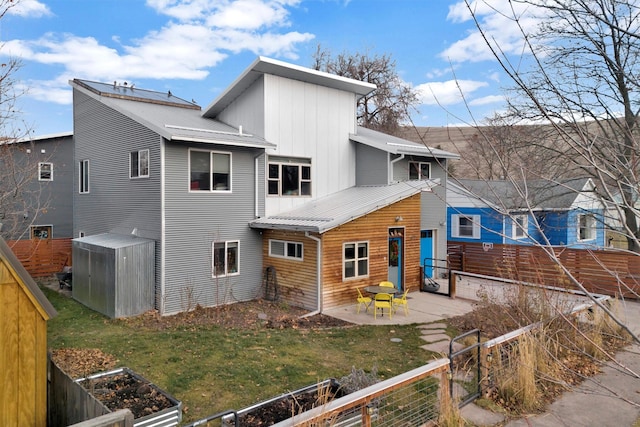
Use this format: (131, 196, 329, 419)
(8, 238, 72, 277)
(447, 242, 640, 299)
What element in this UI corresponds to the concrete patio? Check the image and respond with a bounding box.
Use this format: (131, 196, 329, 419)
(322, 289, 476, 326)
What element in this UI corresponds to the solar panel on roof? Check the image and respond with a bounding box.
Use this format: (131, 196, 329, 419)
(74, 79, 200, 110)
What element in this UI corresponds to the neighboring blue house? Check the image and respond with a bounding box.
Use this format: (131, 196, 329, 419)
(447, 178, 606, 248)
(70, 57, 458, 316)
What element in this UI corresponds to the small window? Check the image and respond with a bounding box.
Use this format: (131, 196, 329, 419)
(130, 149, 149, 178)
(268, 156, 312, 196)
(578, 213, 596, 241)
(409, 161, 431, 180)
(451, 214, 481, 239)
(269, 239, 303, 260)
(31, 225, 52, 240)
(212, 241, 239, 277)
(512, 215, 528, 239)
(79, 159, 90, 193)
(343, 241, 369, 279)
(39, 162, 53, 181)
(190, 149, 231, 191)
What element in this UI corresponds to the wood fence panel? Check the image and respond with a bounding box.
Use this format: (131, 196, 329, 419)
(448, 242, 639, 298)
(7, 238, 72, 277)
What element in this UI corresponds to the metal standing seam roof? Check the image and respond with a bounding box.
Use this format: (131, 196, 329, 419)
(70, 79, 276, 150)
(451, 177, 594, 211)
(249, 180, 439, 233)
(350, 126, 460, 159)
(203, 56, 377, 118)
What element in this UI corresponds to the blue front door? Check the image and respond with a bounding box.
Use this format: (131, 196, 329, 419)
(420, 230, 434, 278)
(388, 235, 403, 289)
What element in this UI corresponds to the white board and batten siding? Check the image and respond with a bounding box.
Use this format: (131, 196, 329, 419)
(162, 142, 265, 315)
(262, 74, 359, 217)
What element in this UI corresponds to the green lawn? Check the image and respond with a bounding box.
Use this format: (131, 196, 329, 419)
(44, 287, 439, 424)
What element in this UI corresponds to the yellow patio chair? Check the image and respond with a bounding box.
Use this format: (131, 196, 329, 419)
(374, 293, 393, 319)
(356, 288, 372, 314)
(379, 281, 395, 288)
(393, 287, 410, 316)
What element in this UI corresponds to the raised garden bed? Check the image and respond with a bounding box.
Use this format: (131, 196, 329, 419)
(76, 367, 182, 427)
(221, 379, 346, 426)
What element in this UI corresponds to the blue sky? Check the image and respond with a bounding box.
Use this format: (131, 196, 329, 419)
(2, 0, 538, 136)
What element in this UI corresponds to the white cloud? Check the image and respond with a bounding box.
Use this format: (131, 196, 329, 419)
(442, 0, 542, 63)
(8, 0, 51, 17)
(2, 0, 313, 101)
(415, 79, 488, 106)
(469, 94, 504, 106)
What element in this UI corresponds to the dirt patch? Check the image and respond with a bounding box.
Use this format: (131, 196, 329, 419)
(117, 299, 353, 331)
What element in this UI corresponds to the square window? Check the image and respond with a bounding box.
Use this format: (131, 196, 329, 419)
(190, 149, 231, 192)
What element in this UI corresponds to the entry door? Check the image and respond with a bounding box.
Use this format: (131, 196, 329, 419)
(388, 228, 404, 289)
(420, 230, 435, 278)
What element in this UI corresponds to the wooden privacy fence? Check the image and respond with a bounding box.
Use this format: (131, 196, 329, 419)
(448, 242, 640, 298)
(8, 238, 71, 277)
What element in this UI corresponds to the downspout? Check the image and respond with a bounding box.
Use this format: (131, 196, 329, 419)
(390, 154, 404, 183)
(254, 152, 263, 218)
(301, 231, 322, 317)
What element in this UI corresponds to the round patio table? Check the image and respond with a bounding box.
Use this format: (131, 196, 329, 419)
(363, 286, 401, 295)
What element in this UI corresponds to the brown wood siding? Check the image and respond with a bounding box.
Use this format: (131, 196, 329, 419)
(7, 238, 72, 277)
(321, 194, 422, 310)
(448, 242, 640, 298)
(0, 265, 48, 426)
(261, 230, 318, 310)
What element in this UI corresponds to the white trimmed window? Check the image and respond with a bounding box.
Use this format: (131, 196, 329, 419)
(79, 159, 90, 194)
(39, 162, 53, 181)
(578, 213, 596, 241)
(30, 225, 52, 240)
(269, 239, 303, 260)
(268, 156, 311, 196)
(409, 161, 431, 180)
(343, 241, 369, 279)
(512, 215, 528, 239)
(213, 241, 239, 277)
(130, 149, 149, 178)
(451, 214, 481, 239)
(190, 149, 231, 191)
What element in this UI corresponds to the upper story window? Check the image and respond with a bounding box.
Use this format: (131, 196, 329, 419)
(409, 161, 431, 180)
(512, 215, 528, 239)
(130, 149, 149, 178)
(38, 162, 53, 181)
(79, 159, 90, 194)
(451, 214, 481, 239)
(190, 149, 231, 192)
(578, 213, 596, 241)
(343, 241, 369, 279)
(269, 239, 303, 261)
(268, 156, 311, 196)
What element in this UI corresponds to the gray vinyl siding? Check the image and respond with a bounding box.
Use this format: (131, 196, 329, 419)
(162, 141, 265, 315)
(355, 143, 389, 185)
(8, 136, 74, 240)
(421, 159, 448, 271)
(73, 90, 162, 297)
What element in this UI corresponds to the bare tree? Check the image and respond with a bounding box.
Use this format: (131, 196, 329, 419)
(466, 0, 640, 252)
(312, 45, 420, 135)
(0, 0, 44, 240)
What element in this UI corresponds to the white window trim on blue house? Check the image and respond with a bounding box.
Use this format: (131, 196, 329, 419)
(578, 213, 596, 241)
(451, 214, 481, 239)
(512, 214, 528, 239)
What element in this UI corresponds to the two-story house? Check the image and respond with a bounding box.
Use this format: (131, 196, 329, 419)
(70, 57, 458, 316)
(447, 178, 606, 248)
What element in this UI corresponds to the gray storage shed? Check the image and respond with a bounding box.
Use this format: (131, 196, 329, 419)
(72, 233, 155, 318)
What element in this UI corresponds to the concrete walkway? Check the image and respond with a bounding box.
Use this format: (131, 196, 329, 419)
(323, 291, 640, 426)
